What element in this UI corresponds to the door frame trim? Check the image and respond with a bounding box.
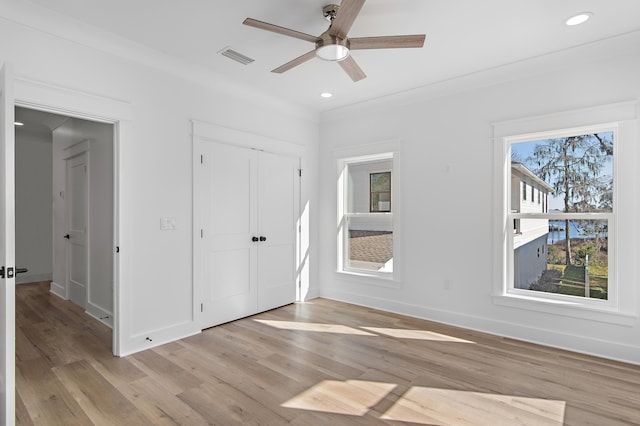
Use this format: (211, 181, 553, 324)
(15, 76, 131, 356)
(191, 120, 305, 329)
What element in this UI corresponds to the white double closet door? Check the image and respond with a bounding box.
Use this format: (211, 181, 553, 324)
(195, 140, 299, 328)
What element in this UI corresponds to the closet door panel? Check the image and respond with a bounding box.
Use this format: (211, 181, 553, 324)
(198, 141, 258, 327)
(257, 151, 298, 311)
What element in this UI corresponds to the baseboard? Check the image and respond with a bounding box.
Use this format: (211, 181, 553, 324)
(49, 281, 66, 299)
(16, 273, 52, 284)
(320, 288, 640, 366)
(86, 302, 114, 329)
(119, 321, 200, 357)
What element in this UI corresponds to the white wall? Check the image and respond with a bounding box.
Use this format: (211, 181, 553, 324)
(51, 118, 114, 326)
(0, 5, 319, 355)
(319, 32, 640, 364)
(14, 130, 52, 284)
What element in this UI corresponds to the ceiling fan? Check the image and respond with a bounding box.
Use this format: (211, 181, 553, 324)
(243, 0, 426, 82)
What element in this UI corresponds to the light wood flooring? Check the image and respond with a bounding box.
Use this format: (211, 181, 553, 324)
(15, 281, 640, 425)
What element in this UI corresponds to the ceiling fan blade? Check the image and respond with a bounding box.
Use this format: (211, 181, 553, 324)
(272, 50, 317, 73)
(339, 56, 366, 82)
(330, 0, 366, 39)
(243, 18, 320, 43)
(349, 34, 426, 50)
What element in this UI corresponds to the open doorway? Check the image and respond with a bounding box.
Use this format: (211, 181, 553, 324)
(14, 106, 115, 341)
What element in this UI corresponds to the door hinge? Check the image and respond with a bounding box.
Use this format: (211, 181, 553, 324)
(200, 229, 204, 238)
(201, 303, 203, 313)
(116, 246, 120, 253)
(298, 168, 302, 177)
(200, 154, 204, 164)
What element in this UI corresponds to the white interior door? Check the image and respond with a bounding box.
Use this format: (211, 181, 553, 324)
(257, 151, 298, 311)
(197, 141, 258, 326)
(0, 63, 16, 426)
(66, 152, 89, 308)
(195, 139, 299, 329)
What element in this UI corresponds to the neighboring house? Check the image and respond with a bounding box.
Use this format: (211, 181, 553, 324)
(511, 163, 555, 289)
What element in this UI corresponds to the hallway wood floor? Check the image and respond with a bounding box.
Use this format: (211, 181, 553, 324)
(15, 281, 640, 425)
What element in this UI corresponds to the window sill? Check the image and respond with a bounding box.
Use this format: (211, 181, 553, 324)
(335, 270, 401, 288)
(493, 293, 637, 326)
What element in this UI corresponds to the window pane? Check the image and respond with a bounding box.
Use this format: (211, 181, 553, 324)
(370, 172, 391, 192)
(371, 192, 391, 212)
(511, 132, 613, 214)
(347, 216, 393, 272)
(514, 219, 608, 300)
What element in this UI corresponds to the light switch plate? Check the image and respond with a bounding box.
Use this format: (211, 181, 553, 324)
(160, 217, 177, 230)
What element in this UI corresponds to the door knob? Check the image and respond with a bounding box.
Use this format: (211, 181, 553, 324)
(259, 236, 267, 242)
(252, 236, 259, 242)
(64, 234, 70, 239)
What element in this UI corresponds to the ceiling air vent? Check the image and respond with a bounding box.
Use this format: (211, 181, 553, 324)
(219, 47, 254, 65)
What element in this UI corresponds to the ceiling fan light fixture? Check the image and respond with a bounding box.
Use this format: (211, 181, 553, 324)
(316, 43, 350, 61)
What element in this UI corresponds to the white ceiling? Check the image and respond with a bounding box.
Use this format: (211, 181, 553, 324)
(18, 0, 640, 112)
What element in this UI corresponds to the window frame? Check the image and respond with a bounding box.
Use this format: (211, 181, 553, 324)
(492, 102, 638, 326)
(507, 126, 617, 308)
(335, 141, 402, 286)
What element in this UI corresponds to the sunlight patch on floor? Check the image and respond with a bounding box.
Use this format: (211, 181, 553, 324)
(381, 387, 566, 425)
(362, 327, 476, 343)
(282, 380, 397, 416)
(255, 320, 376, 335)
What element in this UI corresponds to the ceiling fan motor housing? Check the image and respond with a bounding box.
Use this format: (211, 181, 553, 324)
(316, 35, 350, 61)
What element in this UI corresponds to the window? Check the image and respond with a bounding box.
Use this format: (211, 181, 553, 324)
(337, 151, 397, 280)
(494, 102, 638, 324)
(370, 172, 391, 212)
(510, 129, 614, 303)
(523, 182, 527, 200)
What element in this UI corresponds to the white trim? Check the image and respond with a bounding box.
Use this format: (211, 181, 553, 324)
(49, 280, 66, 299)
(14, 75, 131, 356)
(86, 302, 113, 328)
(334, 139, 402, 284)
(492, 294, 636, 326)
(493, 102, 638, 323)
(318, 290, 640, 365)
(62, 138, 90, 159)
(191, 120, 303, 330)
(492, 101, 637, 138)
(192, 119, 305, 155)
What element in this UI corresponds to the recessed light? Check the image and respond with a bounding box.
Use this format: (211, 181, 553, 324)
(320, 92, 333, 98)
(14, 121, 24, 126)
(566, 12, 592, 26)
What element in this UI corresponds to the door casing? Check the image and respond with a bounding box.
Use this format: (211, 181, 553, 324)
(12, 74, 132, 358)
